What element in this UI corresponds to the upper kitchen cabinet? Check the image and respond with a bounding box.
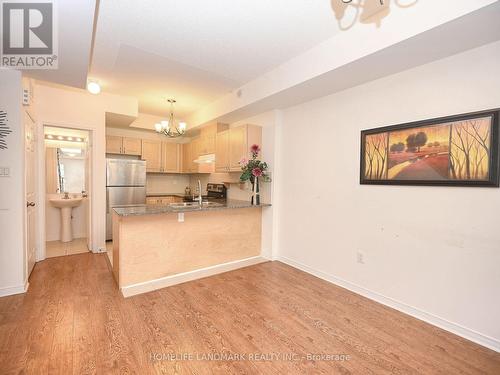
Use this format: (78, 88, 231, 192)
(122, 137, 142, 155)
(198, 122, 228, 155)
(142, 140, 181, 173)
(106, 136, 142, 156)
(162, 142, 180, 173)
(106, 135, 123, 154)
(215, 130, 230, 172)
(141, 140, 162, 172)
(182, 142, 192, 173)
(228, 124, 262, 171)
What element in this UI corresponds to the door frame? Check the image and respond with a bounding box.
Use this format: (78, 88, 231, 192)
(36, 122, 96, 261)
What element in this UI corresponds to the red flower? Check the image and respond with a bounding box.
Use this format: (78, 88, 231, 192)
(252, 167, 263, 177)
(250, 144, 261, 155)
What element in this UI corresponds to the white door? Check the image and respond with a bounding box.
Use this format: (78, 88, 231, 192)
(25, 112, 37, 276)
(85, 135, 92, 251)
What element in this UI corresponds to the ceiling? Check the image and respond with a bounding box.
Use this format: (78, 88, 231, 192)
(24, 1, 96, 88)
(90, 0, 342, 118)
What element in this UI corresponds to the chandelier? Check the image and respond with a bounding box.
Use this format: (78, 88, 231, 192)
(154, 99, 187, 138)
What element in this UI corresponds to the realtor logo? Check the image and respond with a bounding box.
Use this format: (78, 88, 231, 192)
(1, 0, 58, 69)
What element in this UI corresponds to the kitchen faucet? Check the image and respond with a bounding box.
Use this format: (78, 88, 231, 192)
(196, 180, 203, 205)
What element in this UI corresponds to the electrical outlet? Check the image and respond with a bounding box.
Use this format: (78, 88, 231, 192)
(178, 212, 184, 222)
(356, 251, 365, 264)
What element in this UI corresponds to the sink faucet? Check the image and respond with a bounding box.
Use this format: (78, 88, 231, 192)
(196, 180, 202, 205)
(63, 192, 69, 199)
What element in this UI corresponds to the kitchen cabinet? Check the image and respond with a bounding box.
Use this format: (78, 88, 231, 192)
(122, 137, 142, 155)
(142, 140, 181, 173)
(162, 142, 180, 173)
(106, 136, 123, 154)
(190, 138, 201, 171)
(198, 122, 228, 155)
(215, 124, 262, 172)
(106, 136, 142, 155)
(215, 130, 230, 172)
(182, 143, 192, 173)
(146, 196, 183, 205)
(141, 140, 162, 172)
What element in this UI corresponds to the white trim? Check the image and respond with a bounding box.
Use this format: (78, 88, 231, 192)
(121, 256, 268, 298)
(0, 280, 29, 298)
(278, 256, 500, 353)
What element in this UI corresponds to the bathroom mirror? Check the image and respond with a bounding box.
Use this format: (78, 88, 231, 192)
(46, 146, 87, 193)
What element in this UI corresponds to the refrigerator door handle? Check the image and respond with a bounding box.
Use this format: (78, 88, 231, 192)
(106, 188, 109, 214)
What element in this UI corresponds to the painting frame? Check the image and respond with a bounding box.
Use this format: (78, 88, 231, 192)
(360, 109, 500, 187)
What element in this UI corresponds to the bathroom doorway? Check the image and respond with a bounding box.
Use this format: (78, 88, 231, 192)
(44, 126, 91, 258)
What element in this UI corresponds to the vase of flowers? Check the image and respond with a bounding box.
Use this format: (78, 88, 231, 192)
(239, 144, 271, 205)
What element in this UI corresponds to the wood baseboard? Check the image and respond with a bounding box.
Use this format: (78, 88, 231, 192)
(121, 256, 268, 298)
(278, 255, 500, 353)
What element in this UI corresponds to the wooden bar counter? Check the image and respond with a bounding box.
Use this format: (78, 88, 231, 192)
(111, 200, 270, 297)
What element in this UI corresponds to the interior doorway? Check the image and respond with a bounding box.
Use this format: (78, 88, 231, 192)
(43, 126, 92, 258)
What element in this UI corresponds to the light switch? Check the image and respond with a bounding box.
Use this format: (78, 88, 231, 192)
(178, 212, 184, 222)
(0, 167, 9, 177)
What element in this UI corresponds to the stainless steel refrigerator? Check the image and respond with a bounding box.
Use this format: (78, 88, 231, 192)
(106, 158, 146, 240)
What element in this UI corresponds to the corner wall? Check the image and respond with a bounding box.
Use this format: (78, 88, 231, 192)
(0, 70, 25, 296)
(277, 41, 500, 350)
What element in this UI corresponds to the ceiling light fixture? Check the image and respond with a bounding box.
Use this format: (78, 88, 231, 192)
(45, 134, 85, 142)
(154, 99, 186, 138)
(87, 80, 101, 95)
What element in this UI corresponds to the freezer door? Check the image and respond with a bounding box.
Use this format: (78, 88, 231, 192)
(106, 186, 146, 240)
(106, 158, 146, 186)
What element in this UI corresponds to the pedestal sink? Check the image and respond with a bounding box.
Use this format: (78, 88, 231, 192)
(49, 197, 83, 242)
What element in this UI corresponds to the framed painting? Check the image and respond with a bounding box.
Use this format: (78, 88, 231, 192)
(360, 109, 500, 186)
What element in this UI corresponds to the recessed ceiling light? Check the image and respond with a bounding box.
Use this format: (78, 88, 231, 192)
(87, 81, 101, 95)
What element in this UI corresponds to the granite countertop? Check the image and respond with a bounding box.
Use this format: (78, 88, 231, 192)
(113, 199, 271, 217)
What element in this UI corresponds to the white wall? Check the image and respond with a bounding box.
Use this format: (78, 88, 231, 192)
(0, 70, 26, 296)
(35, 83, 138, 253)
(146, 174, 190, 195)
(277, 41, 500, 351)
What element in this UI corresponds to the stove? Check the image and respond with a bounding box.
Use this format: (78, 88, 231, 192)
(206, 183, 227, 200)
(183, 183, 227, 202)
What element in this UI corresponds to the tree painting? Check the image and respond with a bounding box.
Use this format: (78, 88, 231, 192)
(387, 124, 451, 180)
(364, 132, 388, 180)
(361, 111, 498, 185)
(449, 117, 491, 180)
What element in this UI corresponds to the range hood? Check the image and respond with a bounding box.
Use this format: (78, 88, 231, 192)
(193, 153, 215, 164)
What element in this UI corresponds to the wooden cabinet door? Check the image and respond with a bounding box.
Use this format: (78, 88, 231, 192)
(146, 197, 159, 205)
(141, 140, 162, 172)
(182, 143, 191, 173)
(106, 135, 123, 154)
(162, 142, 180, 173)
(190, 138, 201, 171)
(122, 137, 142, 155)
(205, 134, 216, 154)
(215, 130, 230, 172)
(229, 126, 247, 171)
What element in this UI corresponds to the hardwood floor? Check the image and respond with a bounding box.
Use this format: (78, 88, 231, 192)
(0, 254, 499, 374)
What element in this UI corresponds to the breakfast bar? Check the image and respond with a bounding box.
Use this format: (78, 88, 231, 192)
(111, 200, 270, 297)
